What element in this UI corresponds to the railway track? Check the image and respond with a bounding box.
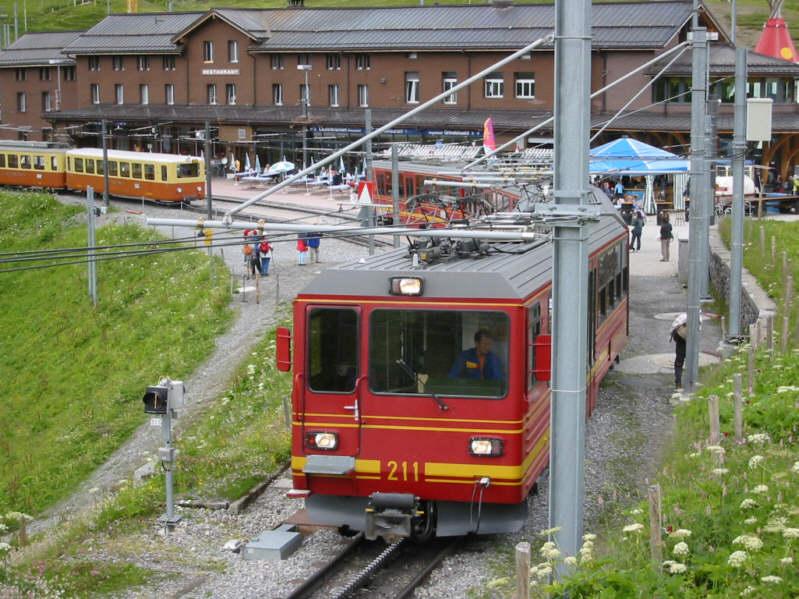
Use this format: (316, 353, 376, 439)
(288, 535, 461, 599)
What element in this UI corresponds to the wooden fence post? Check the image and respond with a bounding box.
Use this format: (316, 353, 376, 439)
(767, 314, 774, 351)
(756, 321, 762, 349)
(734, 373, 744, 443)
(255, 270, 261, 305)
(721, 315, 727, 342)
(515, 542, 531, 599)
(771, 236, 776, 264)
(759, 224, 765, 255)
(747, 344, 755, 395)
(649, 484, 663, 563)
(708, 394, 720, 445)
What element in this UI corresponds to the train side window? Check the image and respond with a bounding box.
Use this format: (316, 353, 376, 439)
(0, 154, 6, 168)
(119, 162, 130, 177)
(85, 159, 95, 175)
(96, 159, 104, 175)
(33, 156, 45, 170)
(178, 163, 199, 178)
(20, 155, 31, 169)
(50, 156, 58, 171)
(109, 161, 118, 177)
(308, 308, 358, 393)
(144, 164, 155, 181)
(8, 155, 18, 168)
(132, 163, 142, 179)
(528, 302, 541, 387)
(160, 165, 167, 181)
(74, 158, 83, 173)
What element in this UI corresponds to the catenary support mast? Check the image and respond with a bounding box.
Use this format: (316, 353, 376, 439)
(729, 47, 747, 338)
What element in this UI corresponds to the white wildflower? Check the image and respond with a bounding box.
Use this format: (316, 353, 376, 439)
(776, 385, 799, 393)
(744, 517, 757, 525)
(763, 516, 787, 533)
(623, 523, 644, 534)
(688, 452, 700, 458)
(668, 562, 687, 574)
(0, 523, 6, 533)
(670, 529, 692, 539)
(733, 534, 763, 551)
(564, 556, 578, 567)
(761, 575, 783, 584)
(706, 445, 725, 454)
(782, 528, 799, 539)
(0, 542, 10, 553)
(539, 541, 556, 554)
(747, 433, 771, 445)
(533, 563, 552, 579)
(740, 586, 755, 596)
(728, 550, 749, 568)
(752, 484, 769, 495)
(748, 455, 765, 469)
(792, 461, 799, 474)
(538, 526, 561, 537)
(582, 533, 597, 542)
(780, 556, 793, 565)
(740, 498, 758, 510)
(673, 541, 690, 557)
(713, 468, 729, 476)
(630, 508, 643, 515)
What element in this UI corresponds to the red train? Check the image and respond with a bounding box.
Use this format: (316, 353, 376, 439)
(277, 187, 629, 539)
(0, 141, 205, 203)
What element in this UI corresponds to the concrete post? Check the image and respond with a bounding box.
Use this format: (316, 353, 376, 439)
(205, 120, 212, 219)
(549, 0, 591, 573)
(86, 186, 97, 307)
(101, 119, 110, 208)
(365, 108, 375, 256)
(685, 26, 708, 393)
(729, 47, 747, 338)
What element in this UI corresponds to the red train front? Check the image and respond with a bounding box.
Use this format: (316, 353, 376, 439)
(278, 190, 629, 539)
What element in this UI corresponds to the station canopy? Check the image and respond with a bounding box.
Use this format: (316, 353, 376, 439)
(589, 137, 688, 175)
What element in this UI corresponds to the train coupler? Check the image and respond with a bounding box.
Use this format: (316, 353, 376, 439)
(364, 492, 418, 540)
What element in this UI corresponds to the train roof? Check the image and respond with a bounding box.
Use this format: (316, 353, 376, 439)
(300, 188, 626, 301)
(66, 148, 201, 163)
(0, 141, 68, 153)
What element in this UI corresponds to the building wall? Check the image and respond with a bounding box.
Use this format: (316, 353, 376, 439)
(0, 65, 77, 140)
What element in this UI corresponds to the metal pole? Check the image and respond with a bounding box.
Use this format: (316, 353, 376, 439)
(161, 408, 175, 525)
(700, 94, 717, 299)
(365, 108, 374, 256)
(731, 0, 736, 45)
(22, 0, 26, 32)
(13, 0, 18, 41)
(391, 144, 400, 248)
(101, 119, 110, 208)
(302, 68, 309, 170)
(685, 27, 708, 393)
(729, 47, 747, 338)
(225, 34, 554, 219)
(462, 41, 690, 171)
(86, 186, 97, 306)
(204, 120, 212, 219)
(549, 0, 591, 572)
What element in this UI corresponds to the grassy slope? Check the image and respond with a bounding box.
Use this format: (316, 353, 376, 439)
(0, 0, 792, 45)
(0, 191, 232, 516)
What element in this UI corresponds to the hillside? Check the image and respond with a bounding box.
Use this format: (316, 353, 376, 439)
(0, 191, 232, 516)
(0, 0, 793, 48)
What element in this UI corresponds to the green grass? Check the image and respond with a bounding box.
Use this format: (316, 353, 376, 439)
(0, 190, 232, 517)
(0, 0, 791, 45)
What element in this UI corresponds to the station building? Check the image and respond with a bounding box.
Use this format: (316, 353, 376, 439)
(1, 1, 799, 178)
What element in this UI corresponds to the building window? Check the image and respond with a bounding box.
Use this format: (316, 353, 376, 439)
(355, 54, 370, 70)
(15, 68, 26, 81)
(207, 83, 217, 105)
(228, 40, 239, 63)
(515, 72, 535, 99)
(300, 83, 310, 107)
(115, 84, 124, 105)
(90, 83, 100, 104)
(272, 83, 283, 106)
(139, 84, 149, 105)
(162, 55, 176, 71)
(137, 55, 150, 71)
(297, 53, 310, 67)
(653, 77, 691, 104)
(39, 67, 51, 81)
(442, 72, 457, 105)
(165, 83, 174, 105)
(203, 41, 214, 63)
(17, 92, 26, 113)
(484, 73, 504, 99)
(405, 72, 420, 104)
(112, 56, 124, 71)
(226, 83, 237, 105)
(271, 54, 284, 70)
(63, 66, 76, 81)
(357, 84, 368, 107)
(41, 91, 51, 112)
(88, 56, 100, 71)
(328, 84, 340, 107)
(325, 54, 341, 70)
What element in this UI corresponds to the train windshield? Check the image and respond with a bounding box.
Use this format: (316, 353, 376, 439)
(369, 310, 508, 398)
(177, 162, 200, 178)
(308, 308, 358, 393)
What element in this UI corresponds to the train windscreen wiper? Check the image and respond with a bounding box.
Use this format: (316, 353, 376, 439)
(394, 359, 449, 411)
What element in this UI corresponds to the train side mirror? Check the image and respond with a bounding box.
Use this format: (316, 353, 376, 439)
(533, 334, 552, 382)
(276, 327, 292, 372)
(143, 385, 169, 414)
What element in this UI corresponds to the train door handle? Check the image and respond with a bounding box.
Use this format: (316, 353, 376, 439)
(343, 402, 359, 421)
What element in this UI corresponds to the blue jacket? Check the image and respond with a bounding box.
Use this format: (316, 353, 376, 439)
(449, 348, 503, 381)
(307, 234, 321, 249)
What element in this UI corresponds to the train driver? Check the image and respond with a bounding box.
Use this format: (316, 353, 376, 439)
(448, 329, 504, 381)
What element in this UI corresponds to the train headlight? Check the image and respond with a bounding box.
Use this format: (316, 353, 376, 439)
(469, 437, 504, 457)
(307, 431, 338, 451)
(389, 277, 423, 296)
(177, 187, 183, 193)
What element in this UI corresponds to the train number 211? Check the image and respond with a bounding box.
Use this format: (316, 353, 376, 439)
(386, 460, 420, 482)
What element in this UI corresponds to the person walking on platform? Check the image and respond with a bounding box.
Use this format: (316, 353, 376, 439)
(659, 212, 673, 262)
(630, 209, 644, 252)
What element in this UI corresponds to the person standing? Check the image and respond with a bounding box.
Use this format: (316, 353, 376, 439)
(630, 209, 644, 252)
(307, 232, 321, 263)
(659, 212, 673, 261)
(670, 313, 688, 391)
(614, 179, 624, 200)
(297, 234, 309, 266)
(258, 239, 272, 276)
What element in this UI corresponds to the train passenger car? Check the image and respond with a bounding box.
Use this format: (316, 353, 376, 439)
(65, 148, 205, 203)
(277, 189, 629, 539)
(0, 141, 67, 189)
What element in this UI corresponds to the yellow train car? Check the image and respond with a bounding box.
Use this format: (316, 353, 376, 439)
(0, 141, 67, 189)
